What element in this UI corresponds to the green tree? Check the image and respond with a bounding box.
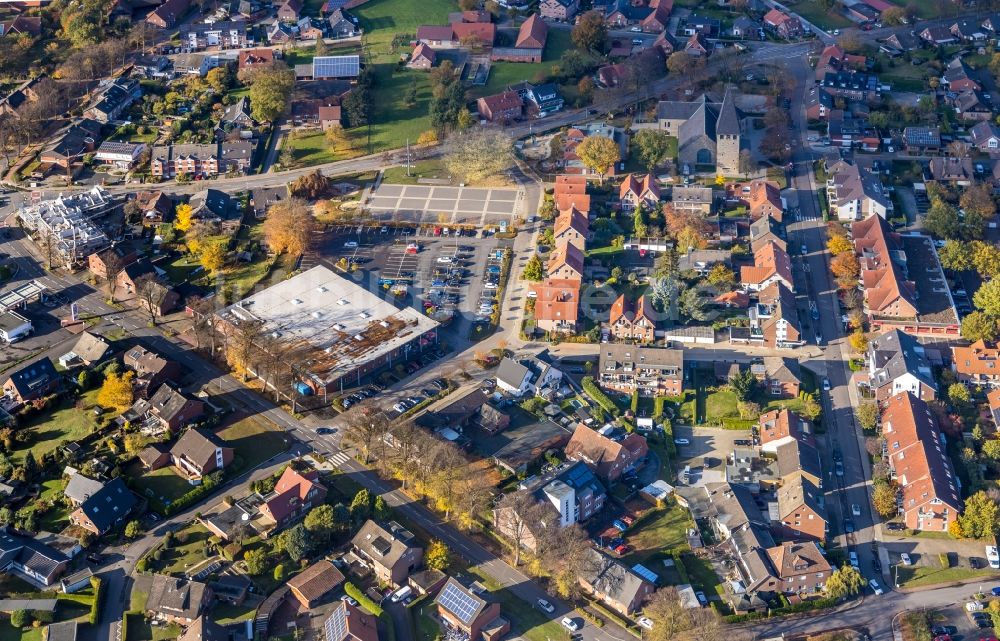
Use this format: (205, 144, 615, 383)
(245, 548, 267, 575)
(456, 109, 474, 130)
(678, 286, 707, 322)
(855, 402, 878, 432)
(975, 279, 1000, 316)
(315, 35, 328, 56)
(280, 524, 313, 562)
(924, 197, 961, 240)
(304, 504, 336, 542)
(633, 208, 648, 238)
(982, 439, 1000, 461)
(206, 66, 232, 94)
(373, 495, 391, 521)
(248, 63, 295, 122)
(523, 254, 544, 281)
(948, 383, 971, 407)
(705, 263, 735, 288)
(273, 564, 287, 582)
(124, 520, 142, 539)
(938, 240, 972, 271)
(571, 11, 608, 53)
(825, 565, 866, 599)
(22, 451, 38, 483)
(9, 609, 29, 628)
(575, 135, 619, 183)
(632, 129, 673, 171)
(872, 481, 897, 519)
(802, 396, 822, 421)
(350, 488, 372, 523)
(963, 311, 1000, 342)
(425, 540, 451, 571)
(959, 491, 1000, 539)
(729, 368, 757, 401)
(972, 240, 1000, 278)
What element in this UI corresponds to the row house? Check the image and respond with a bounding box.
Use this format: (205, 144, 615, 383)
(867, 329, 937, 403)
(85, 78, 142, 124)
(597, 343, 683, 397)
(741, 179, 783, 222)
(952, 340, 1000, 387)
(740, 241, 793, 293)
(820, 70, 879, 102)
(476, 90, 522, 123)
(882, 392, 962, 532)
(619, 173, 660, 211)
(826, 159, 890, 221)
(747, 282, 801, 348)
(814, 44, 867, 81)
(548, 241, 584, 281)
(539, 0, 578, 21)
(150, 141, 252, 178)
(942, 57, 980, 93)
(565, 423, 648, 483)
(762, 8, 802, 39)
(951, 91, 993, 122)
(828, 115, 880, 152)
(608, 294, 656, 343)
(532, 278, 580, 335)
(554, 207, 588, 251)
(179, 21, 253, 49)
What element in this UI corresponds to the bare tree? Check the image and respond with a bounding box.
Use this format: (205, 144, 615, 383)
(224, 317, 266, 381)
(187, 295, 219, 354)
(645, 587, 692, 641)
(102, 249, 128, 303)
(494, 491, 544, 566)
(134, 274, 169, 326)
(342, 405, 390, 464)
(537, 524, 593, 598)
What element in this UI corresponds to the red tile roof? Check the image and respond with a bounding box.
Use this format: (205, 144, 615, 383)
(852, 214, 918, 317)
(516, 13, 548, 49)
(533, 278, 581, 322)
(548, 241, 585, 278)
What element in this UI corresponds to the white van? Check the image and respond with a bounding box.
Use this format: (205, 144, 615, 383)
(390, 586, 412, 603)
(986, 546, 999, 569)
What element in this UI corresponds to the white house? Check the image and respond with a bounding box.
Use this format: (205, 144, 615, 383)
(95, 141, 147, 170)
(495, 357, 563, 397)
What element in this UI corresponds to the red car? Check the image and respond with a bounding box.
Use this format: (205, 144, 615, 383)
(614, 544, 631, 555)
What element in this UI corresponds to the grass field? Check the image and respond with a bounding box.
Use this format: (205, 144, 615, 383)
(472, 29, 573, 98)
(218, 416, 289, 471)
(790, 0, 852, 29)
(129, 464, 192, 511)
(381, 159, 451, 185)
(466, 568, 567, 641)
(156, 522, 213, 576)
(0, 623, 42, 641)
(286, 130, 339, 167)
(213, 602, 258, 625)
(624, 505, 691, 565)
(413, 604, 442, 641)
(125, 613, 182, 641)
(14, 389, 104, 463)
(896, 564, 996, 588)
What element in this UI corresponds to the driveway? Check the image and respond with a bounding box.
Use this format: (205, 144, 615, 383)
(366, 184, 522, 226)
(671, 425, 749, 487)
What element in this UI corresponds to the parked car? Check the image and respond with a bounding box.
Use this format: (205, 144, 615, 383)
(900, 553, 912, 566)
(869, 580, 883, 595)
(886, 522, 905, 531)
(341, 595, 359, 606)
(695, 591, 708, 607)
(674, 438, 690, 445)
(561, 618, 579, 632)
(638, 617, 654, 630)
(852, 504, 861, 516)
(537, 599, 555, 613)
(823, 379, 831, 391)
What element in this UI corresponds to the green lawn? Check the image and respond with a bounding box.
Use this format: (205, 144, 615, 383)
(129, 464, 193, 511)
(896, 565, 997, 588)
(286, 130, 338, 167)
(0, 622, 42, 641)
(155, 523, 213, 576)
(213, 601, 258, 625)
(381, 159, 451, 185)
(764, 395, 807, 416)
(472, 28, 573, 98)
(623, 505, 692, 566)
(790, 0, 852, 29)
(222, 251, 298, 300)
(14, 389, 104, 463)
(217, 416, 290, 471)
(125, 612, 182, 641)
(466, 568, 567, 641)
(413, 604, 442, 641)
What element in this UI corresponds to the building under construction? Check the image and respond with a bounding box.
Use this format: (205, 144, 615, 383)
(215, 265, 439, 394)
(17, 187, 117, 269)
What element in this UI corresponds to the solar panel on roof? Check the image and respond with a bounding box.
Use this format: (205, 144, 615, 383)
(438, 582, 480, 625)
(313, 55, 360, 78)
(323, 603, 348, 641)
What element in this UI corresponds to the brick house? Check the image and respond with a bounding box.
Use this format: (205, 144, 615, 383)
(258, 466, 328, 530)
(2, 358, 60, 404)
(476, 91, 523, 123)
(170, 428, 233, 480)
(547, 241, 584, 280)
(539, 0, 578, 21)
(608, 294, 656, 343)
(565, 423, 648, 483)
(69, 478, 138, 535)
(619, 173, 660, 210)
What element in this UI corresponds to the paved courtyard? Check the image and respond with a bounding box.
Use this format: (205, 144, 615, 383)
(366, 184, 523, 225)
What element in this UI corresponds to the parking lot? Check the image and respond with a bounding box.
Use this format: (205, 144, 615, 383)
(366, 184, 523, 226)
(671, 425, 752, 487)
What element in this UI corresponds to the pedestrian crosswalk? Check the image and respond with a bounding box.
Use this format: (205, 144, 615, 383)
(327, 451, 351, 468)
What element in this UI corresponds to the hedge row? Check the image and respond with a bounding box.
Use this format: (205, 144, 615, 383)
(345, 582, 383, 616)
(164, 471, 222, 516)
(721, 418, 757, 430)
(671, 552, 690, 585)
(582, 377, 620, 416)
(89, 577, 104, 625)
(721, 596, 841, 624)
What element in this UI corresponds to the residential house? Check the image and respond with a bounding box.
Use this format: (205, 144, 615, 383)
(598, 343, 683, 396)
(132, 191, 173, 227)
(731, 16, 762, 39)
(804, 86, 834, 121)
(619, 173, 660, 210)
(3, 358, 60, 404)
(408, 43, 436, 69)
(146, 574, 212, 624)
(476, 91, 523, 123)
(258, 465, 328, 530)
(763, 8, 802, 39)
(547, 241, 584, 281)
(150, 144, 219, 178)
(124, 346, 182, 392)
(942, 57, 981, 93)
(540, 0, 578, 21)
(920, 25, 957, 45)
(95, 142, 146, 170)
(524, 82, 564, 116)
(0, 16, 41, 36)
(277, 0, 303, 22)
(680, 14, 719, 36)
(215, 96, 256, 140)
(815, 44, 867, 81)
(86, 78, 141, 123)
(565, 423, 648, 483)
(147, 0, 192, 28)
(64, 332, 112, 367)
(740, 241, 793, 293)
(749, 215, 785, 253)
(758, 409, 810, 453)
(671, 186, 714, 215)
(39, 120, 102, 169)
(952, 19, 987, 40)
(971, 121, 1000, 153)
(553, 207, 588, 251)
(189, 187, 244, 233)
(882, 392, 962, 532)
(532, 278, 580, 335)
(766, 542, 832, 596)
(578, 548, 655, 615)
(608, 294, 656, 343)
(604, 0, 653, 28)
(678, 249, 730, 275)
(492, 13, 546, 62)
(63, 473, 105, 507)
(328, 9, 360, 38)
(178, 618, 228, 641)
(114, 263, 153, 295)
(415, 388, 510, 435)
(237, 48, 275, 72)
(742, 179, 783, 221)
(88, 246, 137, 280)
(826, 159, 890, 221)
(0, 528, 70, 587)
(684, 33, 710, 57)
(596, 63, 626, 88)
(952, 340, 1000, 386)
(250, 186, 288, 219)
(746, 282, 801, 348)
(435, 578, 509, 641)
(322, 602, 380, 641)
(170, 428, 233, 480)
(929, 157, 975, 185)
(139, 446, 169, 471)
(775, 474, 826, 541)
(124, 385, 203, 435)
(351, 520, 423, 587)
(554, 174, 591, 212)
(867, 329, 937, 402)
(881, 30, 920, 55)
(133, 54, 172, 78)
(287, 560, 345, 607)
(656, 89, 741, 174)
(756, 356, 801, 398)
(495, 357, 562, 397)
(69, 478, 138, 535)
(820, 70, 879, 102)
(903, 126, 941, 153)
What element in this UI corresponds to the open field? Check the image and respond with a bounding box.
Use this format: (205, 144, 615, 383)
(789, 0, 853, 29)
(14, 389, 104, 463)
(218, 415, 290, 470)
(129, 464, 192, 511)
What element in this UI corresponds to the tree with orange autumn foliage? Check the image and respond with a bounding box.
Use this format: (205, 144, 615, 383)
(831, 251, 859, 290)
